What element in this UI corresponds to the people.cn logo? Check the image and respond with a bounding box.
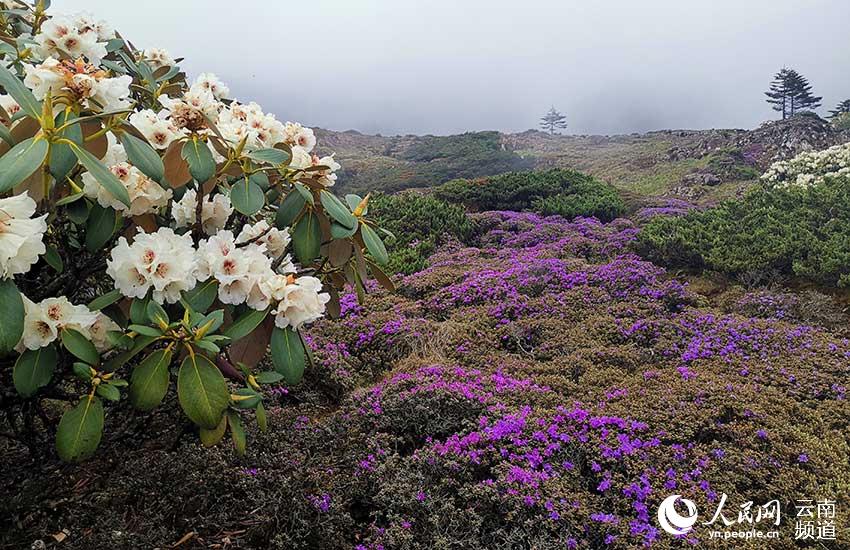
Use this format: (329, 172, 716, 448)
(657, 495, 699, 535)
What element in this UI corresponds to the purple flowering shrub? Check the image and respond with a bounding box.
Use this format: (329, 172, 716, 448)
(5, 210, 850, 549)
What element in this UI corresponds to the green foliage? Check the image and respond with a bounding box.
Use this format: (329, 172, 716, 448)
(435, 168, 625, 221)
(637, 174, 850, 286)
(338, 131, 533, 194)
(371, 192, 473, 274)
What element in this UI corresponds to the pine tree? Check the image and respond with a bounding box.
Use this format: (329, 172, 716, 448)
(540, 107, 567, 134)
(765, 68, 822, 119)
(829, 99, 850, 118)
(788, 71, 822, 114)
(765, 68, 793, 119)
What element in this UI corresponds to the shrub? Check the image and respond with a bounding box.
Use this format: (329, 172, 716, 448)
(0, 5, 394, 462)
(370, 192, 473, 274)
(435, 169, 625, 221)
(637, 145, 850, 286)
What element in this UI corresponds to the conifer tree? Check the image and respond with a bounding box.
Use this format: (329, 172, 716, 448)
(540, 107, 568, 134)
(829, 99, 850, 118)
(765, 68, 822, 119)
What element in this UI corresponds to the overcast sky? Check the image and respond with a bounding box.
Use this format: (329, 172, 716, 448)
(59, 0, 850, 136)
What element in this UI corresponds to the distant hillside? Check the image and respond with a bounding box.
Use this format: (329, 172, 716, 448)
(316, 114, 850, 203)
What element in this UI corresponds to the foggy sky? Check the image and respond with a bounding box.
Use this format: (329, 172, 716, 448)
(58, 0, 850, 136)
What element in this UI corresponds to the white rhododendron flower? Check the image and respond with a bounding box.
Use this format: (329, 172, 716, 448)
(762, 142, 850, 189)
(0, 194, 47, 279)
(236, 220, 291, 258)
(88, 312, 121, 353)
(218, 101, 285, 151)
(272, 276, 330, 329)
(289, 145, 313, 170)
(107, 228, 198, 304)
(195, 231, 276, 308)
(18, 295, 100, 351)
(23, 58, 132, 112)
(312, 154, 341, 187)
(158, 86, 221, 132)
(171, 190, 233, 235)
(141, 47, 175, 69)
(283, 122, 316, 152)
(83, 137, 172, 217)
(34, 13, 112, 63)
(192, 73, 230, 101)
(128, 109, 185, 150)
(0, 94, 21, 119)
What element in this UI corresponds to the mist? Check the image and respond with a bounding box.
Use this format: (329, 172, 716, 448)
(57, 0, 850, 136)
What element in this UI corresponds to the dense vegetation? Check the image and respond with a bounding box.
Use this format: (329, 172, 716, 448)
(336, 131, 532, 194)
(370, 192, 473, 274)
(637, 148, 850, 286)
(435, 168, 625, 220)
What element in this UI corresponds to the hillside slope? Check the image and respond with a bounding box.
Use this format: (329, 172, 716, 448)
(318, 115, 849, 203)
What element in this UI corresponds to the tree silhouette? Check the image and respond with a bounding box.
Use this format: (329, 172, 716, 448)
(540, 107, 567, 134)
(829, 99, 850, 118)
(765, 68, 822, 119)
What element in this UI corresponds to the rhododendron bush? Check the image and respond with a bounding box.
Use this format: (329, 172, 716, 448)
(0, 2, 392, 461)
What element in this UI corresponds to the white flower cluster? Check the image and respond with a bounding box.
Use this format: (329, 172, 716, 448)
(762, 143, 850, 189)
(34, 12, 114, 63)
(107, 223, 327, 329)
(83, 136, 173, 217)
(23, 57, 132, 113)
(107, 228, 198, 304)
(0, 194, 47, 280)
(140, 47, 175, 69)
(18, 295, 118, 353)
(0, 94, 21, 120)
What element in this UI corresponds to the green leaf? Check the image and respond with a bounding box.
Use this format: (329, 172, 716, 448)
(177, 353, 229, 429)
(146, 300, 169, 328)
(0, 137, 49, 193)
(228, 410, 247, 456)
(96, 383, 120, 401)
(121, 132, 164, 182)
(345, 194, 363, 211)
(129, 295, 151, 324)
(50, 111, 83, 181)
(13, 345, 57, 397)
(56, 395, 104, 462)
(294, 182, 314, 205)
(65, 198, 89, 225)
(232, 387, 261, 409)
(360, 223, 389, 265)
(199, 414, 227, 447)
(129, 348, 172, 411)
(320, 190, 357, 229)
(194, 339, 220, 355)
(276, 190, 306, 228)
(0, 279, 24, 356)
(330, 221, 357, 240)
(181, 138, 215, 183)
(182, 279, 218, 314)
(256, 401, 268, 432)
(72, 362, 94, 381)
(71, 142, 131, 207)
(292, 210, 321, 264)
(128, 324, 162, 337)
(85, 204, 118, 252)
(43, 245, 63, 273)
(87, 289, 122, 311)
(223, 308, 269, 342)
(270, 327, 306, 385)
(246, 148, 290, 165)
(61, 329, 99, 366)
(0, 62, 42, 119)
(230, 175, 264, 216)
(0, 123, 14, 146)
(255, 370, 284, 384)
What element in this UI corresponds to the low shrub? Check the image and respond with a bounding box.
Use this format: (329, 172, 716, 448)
(370, 192, 474, 274)
(434, 169, 625, 221)
(637, 147, 850, 286)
